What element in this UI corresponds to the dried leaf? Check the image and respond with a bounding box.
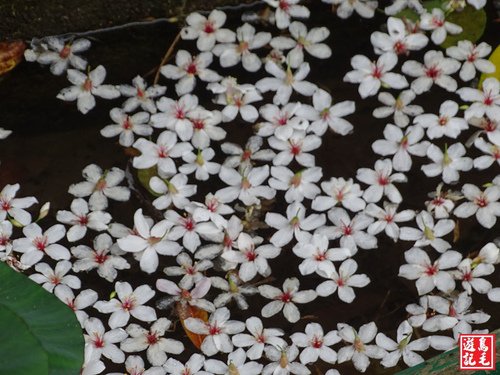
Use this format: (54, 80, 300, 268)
(0, 40, 25, 76)
(176, 303, 208, 350)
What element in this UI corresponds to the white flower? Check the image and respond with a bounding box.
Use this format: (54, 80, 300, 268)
(94, 281, 157, 329)
(181, 10, 235, 52)
(372, 90, 423, 128)
(72, 233, 130, 282)
(54, 286, 98, 327)
(371, 17, 428, 56)
(420, 8, 463, 45)
(473, 137, 500, 169)
(414, 100, 468, 139)
(0, 127, 12, 139)
(117, 209, 181, 273)
(265, 201, 325, 247)
(68, 164, 130, 211)
(149, 173, 197, 210)
(0, 220, 13, 260)
(204, 348, 263, 374)
(293, 234, 352, 275)
(384, 0, 424, 15)
(258, 277, 316, 323)
(190, 193, 234, 229)
(194, 215, 242, 261)
(163, 252, 213, 289)
(376, 320, 429, 368)
(296, 88, 355, 135)
(356, 159, 407, 203)
(0, 183, 37, 226)
(164, 210, 221, 253)
(84, 318, 127, 363)
(160, 50, 221, 95)
(291, 323, 340, 364)
(456, 77, 500, 121)
(452, 258, 494, 295)
(108, 355, 165, 375)
(179, 148, 221, 181)
(399, 210, 454, 252)
(156, 277, 215, 313)
(217, 165, 275, 206)
(263, 345, 311, 375)
(402, 50, 460, 94)
(221, 232, 280, 282)
(184, 307, 245, 356)
(121, 318, 184, 366)
(211, 273, 258, 310)
(164, 354, 205, 375)
(312, 177, 366, 212)
(132, 130, 192, 177)
(317, 208, 377, 254)
(221, 136, 275, 169)
(453, 184, 500, 228)
(257, 102, 308, 141)
(119, 75, 166, 113)
(37, 37, 90, 75)
(337, 322, 386, 373)
(100, 108, 152, 147)
(29, 260, 81, 293)
(421, 143, 473, 184)
(344, 53, 408, 98)
(186, 107, 226, 149)
(213, 23, 271, 72)
(57, 65, 120, 114)
(12, 223, 69, 267)
(425, 184, 459, 219)
(316, 258, 371, 303)
(256, 61, 317, 105)
(398, 247, 462, 295)
(264, 0, 310, 29)
(269, 166, 322, 203)
(56, 198, 111, 242)
(326, 0, 378, 18)
(269, 131, 321, 167)
(151, 93, 198, 131)
(365, 202, 415, 241)
(406, 296, 431, 327)
(270, 22, 331, 68)
(446, 41, 495, 82)
(232, 317, 286, 360)
(372, 124, 429, 171)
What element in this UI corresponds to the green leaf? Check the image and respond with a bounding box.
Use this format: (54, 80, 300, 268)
(441, 6, 486, 48)
(0, 262, 84, 375)
(137, 166, 162, 197)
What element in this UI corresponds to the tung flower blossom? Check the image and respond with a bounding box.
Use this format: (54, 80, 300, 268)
(181, 10, 235, 51)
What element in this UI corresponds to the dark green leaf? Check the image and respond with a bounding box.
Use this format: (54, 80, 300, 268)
(441, 6, 486, 48)
(0, 262, 84, 375)
(137, 166, 162, 197)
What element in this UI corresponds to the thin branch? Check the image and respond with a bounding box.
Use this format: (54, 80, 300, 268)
(153, 29, 182, 85)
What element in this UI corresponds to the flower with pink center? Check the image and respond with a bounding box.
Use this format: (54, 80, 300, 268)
(93, 281, 157, 329)
(232, 317, 286, 360)
(156, 277, 215, 314)
(29, 260, 81, 293)
(163, 252, 213, 289)
(151, 93, 198, 132)
(326, 0, 378, 19)
(263, 344, 310, 375)
(160, 50, 221, 95)
(451, 258, 494, 295)
(344, 52, 408, 98)
(84, 317, 127, 363)
(337, 322, 386, 373)
(446, 41, 495, 82)
(37, 37, 90, 75)
(474, 137, 500, 170)
(402, 50, 460, 94)
(414, 100, 468, 139)
(316, 258, 371, 303)
(119, 75, 166, 113)
(100, 107, 152, 147)
(258, 103, 308, 141)
(121, 318, 184, 366)
(56, 198, 111, 242)
(181, 10, 235, 52)
(72, 233, 130, 282)
(186, 107, 226, 149)
(312, 177, 366, 213)
(269, 166, 322, 203)
(371, 17, 428, 57)
(164, 354, 205, 375)
(0, 183, 37, 226)
(184, 307, 245, 356)
(269, 131, 321, 167)
(188, 192, 233, 229)
(425, 183, 459, 219)
(398, 247, 462, 295)
(453, 184, 500, 228)
(264, 0, 310, 29)
(356, 158, 407, 203)
(420, 8, 462, 45)
(265, 201, 326, 247)
(68, 164, 130, 211)
(12, 223, 69, 267)
(221, 135, 276, 169)
(457, 77, 500, 121)
(365, 202, 415, 241)
(291, 322, 341, 364)
(54, 286, 98, 327)
(194, 215, 242, 262)
(258, 277, 317, 323)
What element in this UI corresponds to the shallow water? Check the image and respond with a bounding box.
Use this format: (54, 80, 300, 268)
(1, 2, 500, 374)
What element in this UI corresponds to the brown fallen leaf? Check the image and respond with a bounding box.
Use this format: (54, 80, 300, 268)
(0, 40, 25, 76)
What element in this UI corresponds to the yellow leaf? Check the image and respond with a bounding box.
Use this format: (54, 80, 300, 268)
(0, 40, 25, 76)
(479, 44, 500, 89)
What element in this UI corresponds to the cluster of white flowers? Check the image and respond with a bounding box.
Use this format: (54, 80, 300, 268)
(9, 0, 500, 374)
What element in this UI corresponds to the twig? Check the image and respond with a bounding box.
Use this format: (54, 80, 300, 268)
(153, 30, 182, 85)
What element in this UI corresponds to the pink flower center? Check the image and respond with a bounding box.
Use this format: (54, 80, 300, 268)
(475, 196, 488, 207)
(484, 94, 493, 106)
(484, 119, 496, 132)
(311, 336, 323, 348)
(467, 52, 477, 62)
(280, 292, 292, 303)
(0, 199, 11, 211)
(342, 224, 352, 235)
(185, 266, 195, 275)
(78, 215, 89, 226)
(449, 305, 457, 317)
(34, 236, 48, 251)
(425, 66, 441, 79)
(394, 41, 406, 55)
(245, 250, 257, 261)
(432, 197, 444, 206)
(433, 18, 444, 27)
(315, 251, 326, 261)
(93, 334, 105, 348)
(122, 298, 135, 311)
(277, 116, 288, 126)
(122, 116, 132, 130)
(203, 21, 215, 34)
(290, 143, 301, 155)
(256, 334, 266, 343)
(94, 251, 108, 264)
(183, 218, 195, 231)
(207, 198, 219, 212)
(0, 235, 9, 246)
(146, 332, 159, 345)
(425, 264, 438, 276)
(279, 0, 290, 11)
(337, 277, 345, 287)
(192, 119, 205, 130)
(175, 107, 185, 119)
(137, 88, 145, 98)
(463, 271, 472, 282)
(209, 324, 221, 335)
(83, 78, 93, 92)
(186, 63, 198, 75)
(438, 116, 448, 126)
(223, 234, 233, 248)
(242, 149, 252, 161)
(377, 175, 389, 186)
(59, 44, 71, 59)
(49, 275, 61, 285)
(384, 214, 394, 223)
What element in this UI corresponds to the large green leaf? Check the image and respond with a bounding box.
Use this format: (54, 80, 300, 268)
(0, 262, 84, 375)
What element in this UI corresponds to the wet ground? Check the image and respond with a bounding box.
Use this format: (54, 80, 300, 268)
(1, 1, 500, 374)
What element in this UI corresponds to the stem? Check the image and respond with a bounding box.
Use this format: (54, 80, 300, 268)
(153, 29, 182, 85)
